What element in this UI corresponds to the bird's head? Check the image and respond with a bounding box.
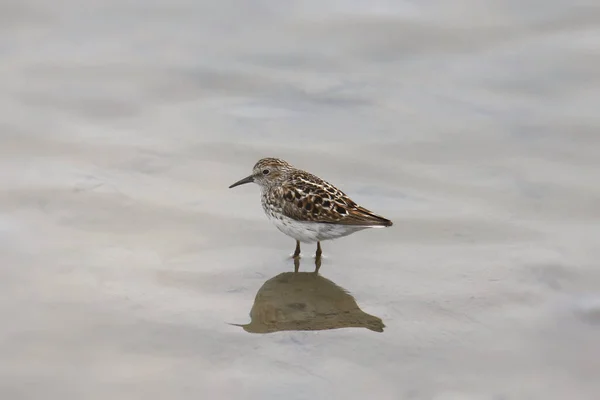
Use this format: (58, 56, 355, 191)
(229, 158, 294, 190)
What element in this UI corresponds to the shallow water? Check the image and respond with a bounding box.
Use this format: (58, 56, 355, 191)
(1, 1, 600, 399)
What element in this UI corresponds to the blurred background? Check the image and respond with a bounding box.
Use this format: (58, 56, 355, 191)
(1, 1, 599, 399)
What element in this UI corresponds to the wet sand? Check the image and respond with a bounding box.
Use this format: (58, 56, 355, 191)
(1, 1, 600, 399)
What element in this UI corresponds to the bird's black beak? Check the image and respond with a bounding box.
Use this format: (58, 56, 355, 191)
(228, 175, 254, 188)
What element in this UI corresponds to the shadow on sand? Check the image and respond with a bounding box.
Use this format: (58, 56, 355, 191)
(234, 258, 385, 333)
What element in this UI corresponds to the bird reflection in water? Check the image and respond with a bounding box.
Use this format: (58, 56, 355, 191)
(233, 258, 385, 333)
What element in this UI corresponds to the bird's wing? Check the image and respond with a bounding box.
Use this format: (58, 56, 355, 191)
(278, 172, 392, 227)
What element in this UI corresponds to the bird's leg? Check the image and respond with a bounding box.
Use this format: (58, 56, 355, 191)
(315, 242, 322, 260)
(293, 256, 300, 273)
(293, 240, 301, 258)
(314, 242, 322, 274)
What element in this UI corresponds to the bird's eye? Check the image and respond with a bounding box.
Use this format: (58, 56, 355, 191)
(262, 169, 270, 175)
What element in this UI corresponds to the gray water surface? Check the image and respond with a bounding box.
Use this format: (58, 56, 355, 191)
(1, 1, 600, 399)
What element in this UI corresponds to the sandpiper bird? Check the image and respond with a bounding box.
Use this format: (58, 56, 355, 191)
(229, 158, 392, 262)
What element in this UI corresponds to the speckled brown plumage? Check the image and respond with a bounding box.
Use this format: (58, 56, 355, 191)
(271, 171, 392, 226)
(229, 157, 393, 267)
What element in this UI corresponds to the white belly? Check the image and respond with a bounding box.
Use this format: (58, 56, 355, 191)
(266, 212, 369, 243)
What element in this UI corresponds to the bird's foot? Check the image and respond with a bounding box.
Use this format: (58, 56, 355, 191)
(314, 256, 321, 274)
(293, 256, 300, 273)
